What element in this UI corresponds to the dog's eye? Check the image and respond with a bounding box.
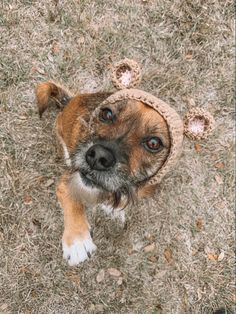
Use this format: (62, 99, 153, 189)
(142, 137, 163, 152)
(99, 108, 114, 123)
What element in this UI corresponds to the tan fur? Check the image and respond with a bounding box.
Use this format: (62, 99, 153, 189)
(56, 174, 90, 245)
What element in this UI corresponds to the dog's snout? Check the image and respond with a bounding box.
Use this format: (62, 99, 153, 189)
(86, 144, 116, 171)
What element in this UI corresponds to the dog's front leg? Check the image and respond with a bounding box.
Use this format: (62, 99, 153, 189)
(56, 175, 96, 266)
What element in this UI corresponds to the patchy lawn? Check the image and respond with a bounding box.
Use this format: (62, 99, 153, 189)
(0, 1, 235, 313)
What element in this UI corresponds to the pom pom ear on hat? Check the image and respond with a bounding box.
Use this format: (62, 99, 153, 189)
(183, 108, 215, 140)
(111, 58, 141, 89)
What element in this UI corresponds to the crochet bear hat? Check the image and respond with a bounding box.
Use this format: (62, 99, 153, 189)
(101, 58, 215, 187)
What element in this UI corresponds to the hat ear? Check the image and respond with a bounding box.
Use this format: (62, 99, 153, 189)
(111, 58, 141, 90)
(183, 108, 215, 140)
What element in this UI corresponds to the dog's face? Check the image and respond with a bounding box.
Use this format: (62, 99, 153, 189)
(71, 98, 171, 198)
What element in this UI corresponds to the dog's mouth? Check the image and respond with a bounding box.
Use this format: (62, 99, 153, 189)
(79, 170, 102, 189)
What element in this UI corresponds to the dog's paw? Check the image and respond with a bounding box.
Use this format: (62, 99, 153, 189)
(62, 234, 97, 266)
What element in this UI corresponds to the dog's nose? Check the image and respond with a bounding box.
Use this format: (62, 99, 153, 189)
(86, 144, 116, 171)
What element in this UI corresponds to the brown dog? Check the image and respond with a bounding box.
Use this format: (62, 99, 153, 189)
(36, 81, 171, 266)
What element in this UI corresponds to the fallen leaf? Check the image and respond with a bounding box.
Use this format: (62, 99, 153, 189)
(196, 218, 204, 231)
(117, 277, 123, 285)
(107, 268, 121, 277)
(215, 175, 223, 185)
(207, 253, 218, 261)
(185, 52, 193, 60)
(217, 251, 225, 261)
(24, 310, 31, 314)
(143, 243, 155, 252)
(164, 248, 173, 263)
(156, 304, 162, 310)
(96, 269, 105, 283)
(24, 195, 32, 205)
(52, 42, 60, 55)
(194, 143, 202, 153)
(187, 97, 196, 107)
(232, 294, 236, 303)
(36, 176, 45, 184)
(215, 162, 225, 169)
(115, 287, 123, 298)
(45, 179, 54, 187)
(19, 266, 31, 274)
(148, 256, 158, 263)
(18, 115, 27, 120)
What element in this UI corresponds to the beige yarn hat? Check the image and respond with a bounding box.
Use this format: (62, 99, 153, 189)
(102, 58, 215, 186)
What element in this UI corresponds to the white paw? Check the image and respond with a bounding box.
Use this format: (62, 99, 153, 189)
(62, 234, 97, 266)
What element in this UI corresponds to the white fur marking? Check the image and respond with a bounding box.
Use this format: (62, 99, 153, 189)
(100, 204, 125, 223)
(61, 141, 71, 167)
(62, 234, 97, 266)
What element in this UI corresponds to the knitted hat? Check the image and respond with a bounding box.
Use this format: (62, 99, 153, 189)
(101, 58, 215, 187)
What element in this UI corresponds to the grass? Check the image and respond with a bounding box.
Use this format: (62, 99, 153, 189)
(0, 0, 235, 313)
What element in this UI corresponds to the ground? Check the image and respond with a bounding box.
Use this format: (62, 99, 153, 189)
(0, 1, 235, 313)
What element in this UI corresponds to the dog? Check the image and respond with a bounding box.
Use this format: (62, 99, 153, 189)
(35, 81, 173, 266)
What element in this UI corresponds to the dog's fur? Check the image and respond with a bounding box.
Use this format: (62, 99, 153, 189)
(36, 81, 171, 266)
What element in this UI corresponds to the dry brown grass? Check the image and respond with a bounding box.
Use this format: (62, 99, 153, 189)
(0, 1, 235, 313)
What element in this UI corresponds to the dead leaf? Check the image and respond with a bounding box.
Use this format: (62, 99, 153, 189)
(164, 248, 173, 263)
(117, 277, 123, 285)
(96, 269, 105, 283)
(185, 52, 193, 60)
(187, 97, 196, 107)
(143, 243, 155, 252)
(18, 115, 27, 120)
(215, 162, 225, 169)
(215, 174, 223, 185)
(148, 256, 158, 263)
(207, 253, 218, 261)
(115, 287, 123, 298)
(196, 218, 204, 231)
(36, 176, 45, 184)
(52, 42, 60, 55)
(217, 251, 225, 261)
(23, 195, 32, 205)
(232, 293, 236, 303)
(45, 179, 54, 187)
(194, 143, 202, 153)
(107, 268, 121, 277)
(24, 310, 31, 314)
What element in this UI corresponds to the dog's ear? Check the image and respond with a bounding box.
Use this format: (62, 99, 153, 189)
(183, 108, 215, 140)
(35, 81, 72, 118)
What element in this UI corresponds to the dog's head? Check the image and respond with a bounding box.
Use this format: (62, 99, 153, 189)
(36, 59, 215, 206)
(70, 97, 171, 200)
